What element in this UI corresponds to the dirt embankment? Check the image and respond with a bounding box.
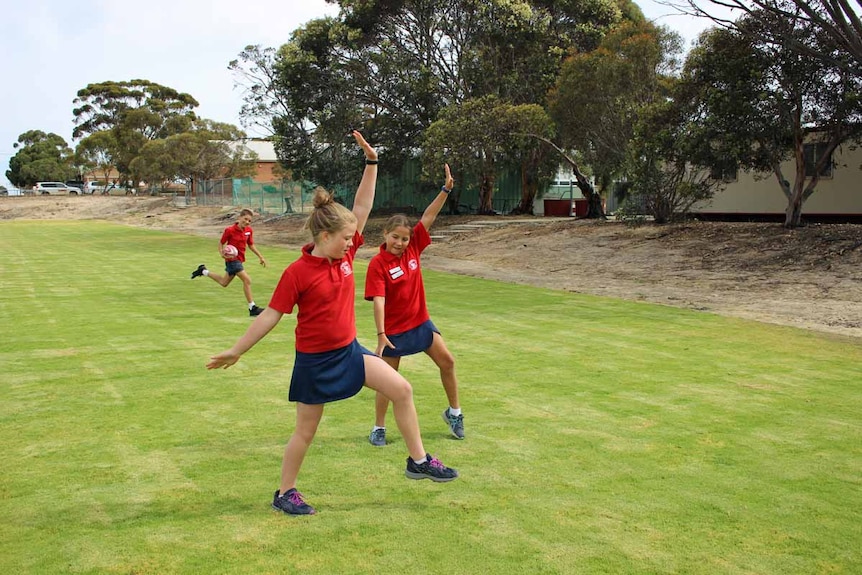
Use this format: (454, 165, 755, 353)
(4, 194, 862, 339)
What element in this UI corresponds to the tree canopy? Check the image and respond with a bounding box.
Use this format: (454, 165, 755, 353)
(547, 20, 682, 216)
(229, 45, 292, 137)
(130, 119, 257, 191)
(73, 80, 199, 184)
(6, 131, 75, 187)
(424, 96, 558, 213)
(233, 0, 637, 205)
(75, 131, 119, 186)
(73, 80, 199, 140)
(677, 0, 862, 73)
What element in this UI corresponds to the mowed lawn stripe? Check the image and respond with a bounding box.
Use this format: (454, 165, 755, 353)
(1, 220, 860, 574)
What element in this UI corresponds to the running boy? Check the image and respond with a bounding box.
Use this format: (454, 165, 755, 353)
(191, 208, 268, 316)
(206, 132, 458, 516)
(364, 164, 464, 446)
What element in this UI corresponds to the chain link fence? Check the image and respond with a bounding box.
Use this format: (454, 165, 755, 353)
(192, 178, 316, 214)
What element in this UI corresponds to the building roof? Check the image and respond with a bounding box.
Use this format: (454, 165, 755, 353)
(240, 139, 277, 162)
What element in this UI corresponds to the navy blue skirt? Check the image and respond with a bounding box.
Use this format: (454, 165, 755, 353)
(289, 339, 374, 404)
(382, 319, 440, 358)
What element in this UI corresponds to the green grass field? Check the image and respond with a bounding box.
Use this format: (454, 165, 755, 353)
(2, 220, 861, 574)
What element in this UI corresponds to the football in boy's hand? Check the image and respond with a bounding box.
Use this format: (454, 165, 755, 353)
(223, 245, 239, 260)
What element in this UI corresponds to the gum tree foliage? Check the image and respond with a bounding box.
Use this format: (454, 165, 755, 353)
(548, 21, 683, 217)
(269, 17, 367, 189)
(674, 0, 862, 73)
(6, 131, 75, 187)
(228, 45, 292, 138)
(75, 131, 119, 187)
(672, 11, 862, 227)
(126, 139, 172, 192)
(619, 156, 721, 223)
(72, 80, 199, 185)
(617, 60, 729, 224)
(424, 96, 558, 213)
(622, 104, 723, 223)
(231, 0, 631, 208)
(504, 104, 561, 214)
(130, 120, 257, 192)
(423, 96, 504, 214)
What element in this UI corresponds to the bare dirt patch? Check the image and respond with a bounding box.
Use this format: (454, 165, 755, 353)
(5, 194, 862, 339)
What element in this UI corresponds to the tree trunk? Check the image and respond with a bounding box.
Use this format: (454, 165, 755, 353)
(783, 136, 808, 228)
(586, 192, 604, 219)
(568, 163, 605, 219)
(478, 173, 495, 214)
(514, 163, 539, 215)
(521, 133, 606, 219)
(784, 135, 841, 228)
(446, 192, 459, 215)
(784, 191, 804, 228)
(784, 173, 813, 229)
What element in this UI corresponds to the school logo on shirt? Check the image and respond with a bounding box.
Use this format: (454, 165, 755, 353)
(408, 258, 418, 271)
(341, 262, 353, 277)
(388, 266, 404, 280)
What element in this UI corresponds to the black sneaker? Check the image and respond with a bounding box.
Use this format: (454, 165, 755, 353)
(272, 489, 316, 515)
(190, 264, 206, 279)
(442, 408, 465, 439)
(249, 305, 265, 316)
(405, 454, 459, 482)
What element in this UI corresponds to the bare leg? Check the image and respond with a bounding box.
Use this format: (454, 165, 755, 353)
(374, 355, 400, 427)
(207, 270, 235, 287)
(279, 402, 324, 492)
(425, 333, 459, 409)
(235, 269, 254, 304)
(364, 355, 425, 460)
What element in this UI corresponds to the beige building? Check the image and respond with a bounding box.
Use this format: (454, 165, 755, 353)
(694, 141, 862, 218)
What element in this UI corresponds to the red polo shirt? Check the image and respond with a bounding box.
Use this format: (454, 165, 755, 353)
(220, 223, 254, 262)
(269, 231, 364, 353)
(364, 222, 431, 335)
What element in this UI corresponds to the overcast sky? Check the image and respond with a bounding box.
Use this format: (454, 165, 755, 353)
(0, 0, 717, 189)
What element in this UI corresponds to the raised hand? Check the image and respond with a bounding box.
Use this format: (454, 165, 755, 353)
(444, 163, 454, 190)
(351, 130, 377, 161)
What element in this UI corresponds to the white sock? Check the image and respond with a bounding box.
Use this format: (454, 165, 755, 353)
(449, 407, 461, 417)
(202, 269, 209, 276)
(412, 455, 429, 465)
(373, 426, 385, 432)
(248, 302, 256, 310)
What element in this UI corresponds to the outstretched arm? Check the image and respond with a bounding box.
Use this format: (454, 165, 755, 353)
(206, 308, 283, 369)
(420, 163, 454, 231)
(350, 130, 378, 235)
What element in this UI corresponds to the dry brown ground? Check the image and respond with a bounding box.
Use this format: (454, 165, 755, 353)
(5, 194, 862, 340)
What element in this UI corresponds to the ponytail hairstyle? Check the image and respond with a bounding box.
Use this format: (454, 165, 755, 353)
(304, 187, 357, 241)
